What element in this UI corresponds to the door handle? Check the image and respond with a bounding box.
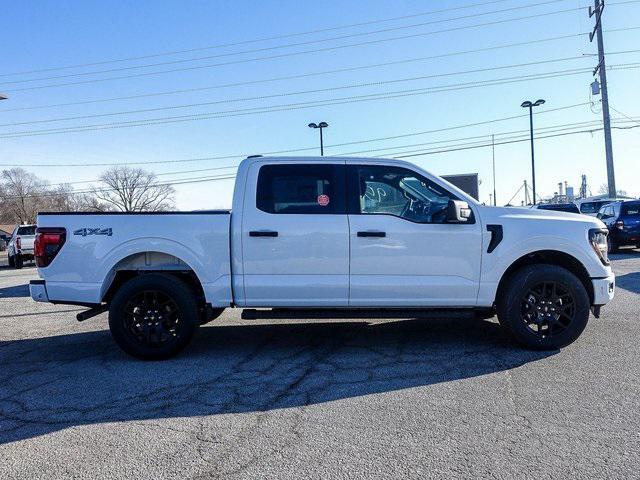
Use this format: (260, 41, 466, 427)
(249, 230, 278, 237)
(357, 231, 386, 238)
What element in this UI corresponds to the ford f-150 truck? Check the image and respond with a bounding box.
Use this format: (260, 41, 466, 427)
(7, 224, 36, 269)
(30, 156, 615, 359)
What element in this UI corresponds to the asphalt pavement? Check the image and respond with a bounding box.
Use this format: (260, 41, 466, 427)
(0, 255, 639, 479)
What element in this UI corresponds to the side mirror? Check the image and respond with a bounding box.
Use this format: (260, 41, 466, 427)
(447, 200, 472, 223)
(596, 213, 603, 219)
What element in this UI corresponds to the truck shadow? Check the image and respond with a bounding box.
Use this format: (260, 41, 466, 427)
(0, 317, 556, 444)
(615, 272, 640, 294)
(0, 283, 30, 298)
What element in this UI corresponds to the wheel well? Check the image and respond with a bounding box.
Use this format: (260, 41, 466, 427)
(495, 250, 594, 305)
(102, 251, 205, 305)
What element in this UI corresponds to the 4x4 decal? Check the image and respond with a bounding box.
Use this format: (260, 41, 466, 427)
(73, 227, 112, 237)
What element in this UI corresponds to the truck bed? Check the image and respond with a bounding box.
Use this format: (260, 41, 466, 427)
(36, 211, 232, 306)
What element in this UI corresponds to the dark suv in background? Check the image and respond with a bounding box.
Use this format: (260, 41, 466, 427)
(597, 200, 640, 253)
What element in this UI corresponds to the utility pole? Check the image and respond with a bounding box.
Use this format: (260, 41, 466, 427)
(590, 0, 616, 198)
(491, 134, 497, 206)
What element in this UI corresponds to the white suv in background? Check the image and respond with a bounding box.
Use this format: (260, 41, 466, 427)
(7, 224, 36, 269)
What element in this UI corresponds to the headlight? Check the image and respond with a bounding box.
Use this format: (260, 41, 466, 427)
(589, 228, 609, 265)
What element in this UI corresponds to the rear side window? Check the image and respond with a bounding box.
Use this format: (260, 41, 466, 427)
(256, 164, 345, 214)
(622, 203, 640, 216)
(17, 226, 36, 236)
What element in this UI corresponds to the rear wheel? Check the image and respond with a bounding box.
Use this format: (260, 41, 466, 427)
(14, 254, 23, 269)
(109, 274, 200, 360)
(497, 265, 590, 350)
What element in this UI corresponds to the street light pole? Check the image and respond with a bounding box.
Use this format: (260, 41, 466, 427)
(308, 122, 329, 156)
(521, 99, 545, 205)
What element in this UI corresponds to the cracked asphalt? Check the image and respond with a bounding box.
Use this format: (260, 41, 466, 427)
(0, 254, 639, 479)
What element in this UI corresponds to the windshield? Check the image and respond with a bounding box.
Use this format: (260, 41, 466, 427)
(580, 201, 607, 214)
(17, 226, 36, 236)
(537, 204, 579, 213)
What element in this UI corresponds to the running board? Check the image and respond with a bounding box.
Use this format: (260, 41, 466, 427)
(241, 308, 478, 321)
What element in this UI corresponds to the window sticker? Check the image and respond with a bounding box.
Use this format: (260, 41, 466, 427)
(317, 194, 330, 206)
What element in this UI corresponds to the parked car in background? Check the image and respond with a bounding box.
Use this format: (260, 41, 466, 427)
(597, 200, 640, 253)
(575, 194, 636, 216)
(7, 224, 36, 269)
(30, 156, 615, 359)
(532, 203, 581, 214)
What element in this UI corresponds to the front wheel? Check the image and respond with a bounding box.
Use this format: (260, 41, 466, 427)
(109, 274, 200, 360)
(497, 265, 590, 350)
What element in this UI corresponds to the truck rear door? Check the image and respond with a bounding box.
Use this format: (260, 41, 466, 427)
(240, 160, 349, 306)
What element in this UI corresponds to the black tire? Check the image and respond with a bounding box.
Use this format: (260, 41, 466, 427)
(14, 254, 23, 269)
(607, 236, 619, 254)
(108, 274, 200, 360)
(7, 254, 15, 268)
(199, 307, 225, 325)
(496, 265, 590, 350)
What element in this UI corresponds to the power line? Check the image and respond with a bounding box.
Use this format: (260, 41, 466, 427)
(0, 101, 596, 166)
(2, 64, 638, 138)
(0, 0, 517, 78)
(3, 4, 596, 93)
(5, 122, 639, 200)
(0, 32, 596, 113)
(8, 53, 640, 128)
(44, 118, 632, 187)
(0, 0, 572, 86)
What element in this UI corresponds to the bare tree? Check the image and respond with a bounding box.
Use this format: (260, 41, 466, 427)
(597, 183, 627, 197)
(91, 166, 175, 212)
(0, 168, 50, 223)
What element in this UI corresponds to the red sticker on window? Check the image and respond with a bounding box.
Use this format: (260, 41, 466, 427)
(317, 194, 330, 206)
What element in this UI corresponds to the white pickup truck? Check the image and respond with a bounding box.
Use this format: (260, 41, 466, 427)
(7, 224, 36, 269)
(30, 156, 615, 359)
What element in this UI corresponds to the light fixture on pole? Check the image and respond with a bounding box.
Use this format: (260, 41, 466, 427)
(308, 121, 329, 156)
(520, 99, 545, 205)
(0, 94, 8, 101)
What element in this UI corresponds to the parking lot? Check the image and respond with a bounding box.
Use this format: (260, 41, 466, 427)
(0, 255, 639, 479)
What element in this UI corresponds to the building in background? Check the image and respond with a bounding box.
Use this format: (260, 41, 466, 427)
(442, 173, 479, 201)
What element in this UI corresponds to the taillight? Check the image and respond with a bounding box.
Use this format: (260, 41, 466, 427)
(34, 227, 66, 267)
(16, 237, 21, 249)
(615, 220, 624, 230)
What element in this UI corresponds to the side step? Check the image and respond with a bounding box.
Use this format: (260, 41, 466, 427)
(241, 308, 479, 321)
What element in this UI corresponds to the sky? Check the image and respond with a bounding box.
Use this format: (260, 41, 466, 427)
(1, 0, 639, 209)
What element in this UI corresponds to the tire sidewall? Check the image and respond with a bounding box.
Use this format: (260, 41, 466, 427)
(109, 274, 199, 360)
(497, 265, 590, 350)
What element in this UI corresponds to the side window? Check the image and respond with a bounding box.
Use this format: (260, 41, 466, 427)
(352, 165, 459, 224)
(256, 164, 344, 214)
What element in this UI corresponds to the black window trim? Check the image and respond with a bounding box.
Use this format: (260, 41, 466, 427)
(345, 164, 476, 225)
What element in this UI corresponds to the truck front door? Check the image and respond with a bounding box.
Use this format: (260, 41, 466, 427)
(346, 163, 482, 307)
(241, 161, 349, 306)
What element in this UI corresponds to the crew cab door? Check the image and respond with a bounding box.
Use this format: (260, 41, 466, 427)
(240, 161, 349, 306)
(347, 162, 482, 307)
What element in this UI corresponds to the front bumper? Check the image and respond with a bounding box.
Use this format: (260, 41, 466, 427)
(592, 273, 615, 306)
(29, 280, 49, 303)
